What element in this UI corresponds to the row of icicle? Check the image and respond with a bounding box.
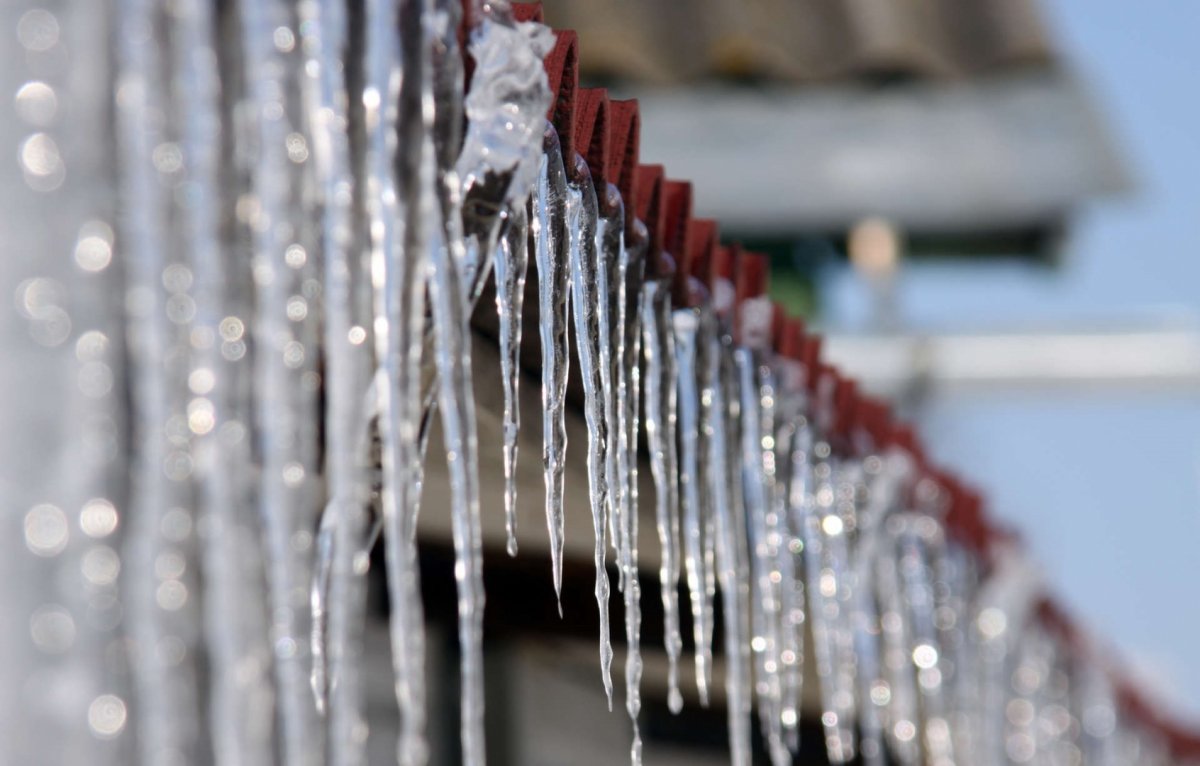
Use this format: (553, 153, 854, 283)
(3, 0, 1197, 764)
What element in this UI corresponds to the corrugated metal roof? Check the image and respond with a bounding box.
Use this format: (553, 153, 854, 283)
(541, 0, 1056, 84)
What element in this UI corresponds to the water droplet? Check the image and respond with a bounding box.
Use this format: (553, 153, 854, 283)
(155, 580, 188, 610)
(152, 142, 183, 174)
(286, 295, 308, 321)
(25, 503, 68, 556)
(30, 604, 75, 653)
(154, 551, 186, 580)
(17, 9, 59, 52)
(75, 330, 109, 361)
(188, 368, 214, 395)
(282, 462, 305, 487)
(187, 398, 215, 435)
(219, 316, 244, 341)
(273, 25, 296, 52)
(18, 132, 65, 191)
(282, 341, 305, 368)
(162, 264, 193, 293)
(82, 546, 120, 586)
(160, 508, 192, 542)
(14, 81, 57, 126)
(284, 243, 307, 268)
(87, 695, 127, 739)
(286, 132, 309, 163)
(80, 498, 118, 538)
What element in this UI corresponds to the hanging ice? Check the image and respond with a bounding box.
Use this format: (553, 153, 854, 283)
(458, 12, 555, 306)
(736, 351, 790, 766)
(459, 0, 554, 566)
(770, 361, 806, 754)
(177, 0, 276, 762)
(532, 126, 572, 602)
(494, 204, 530, 556)
(596, 186, 626, 574)
(4, 2, 1169, 765)
(807, 452, 862, 764)
(709, 332, 753, 766)
(367, 0, 430, 761)
(567, 156, 615, 706)
(301, 0, 378, 763)
(237, 0, 328, 761)
(642, 279, 684, 713)
(674, 307, 715, 706)
(619, 221, 649, 765)
(117, 0, 207, 761)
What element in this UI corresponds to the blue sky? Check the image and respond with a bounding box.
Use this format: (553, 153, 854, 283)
(823, 0, 1200, 722)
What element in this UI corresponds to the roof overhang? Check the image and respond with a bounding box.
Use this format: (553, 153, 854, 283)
(624, 72, 1131, 236)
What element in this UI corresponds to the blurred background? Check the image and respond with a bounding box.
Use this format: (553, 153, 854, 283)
(544, 0, 1200, 727)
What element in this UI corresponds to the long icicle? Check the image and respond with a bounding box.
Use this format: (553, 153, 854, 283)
(532, 126, 571, 603)
(597, 188, 625, 575)
(709, 333, 753, 766)
(772, 362, 807, 754)
(116, 0, 206, 759)
(674, 307, 714, 706)
(736, 349, 790, 766)
(642, 278, 684, 712)
(567, 153, 615, 707)
(457, 0, 553, 572)
(619, 218, 648, 763)
(369, 0, 429, 760)
(426, 1, 489, 760)
(610, 195, 644, 764)
(302, 0, 377, 762)
(238, 0, 327, 759)
(496, 204, 529, 556)
(697, 314, 720, 709)
(806, 450, 861, 764)
(174, 0, 274, 761)
(846, 460, 888, 766)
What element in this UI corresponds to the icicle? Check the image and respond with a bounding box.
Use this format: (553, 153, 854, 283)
(566, 155, 614, 707)
(532, 126, 571, 602)
(939, 543, 980, 761)
(596, 187, 626, 575)
(169, 0, 277, 762)
(236, 0, 327, 760)
(297, 3, 378, 764)
(458, 0, 551, 563)
(494, 204, 529, 556)
(735, 349, 790, 766)
(457, 11, 555, 307)
(770, 362, 806, 754)
(709, 333, 753, 766)
(807, 452, 863, 764)
(432, 3, 559, 761)
(697, 315, 720, 706)
(895, 510, 955, 765)
(427, 203, 488, 766)
(117, 0, 209, 761)
(844, 459, 888, 766)
(674, 308, 715, 706)
(368, 0, 429, 761)
(973, 547, 1043, 766)
(874, 515, 922, 765)
(620, 225, 648, 566)
(609, 194, 648, 763)
(612, 200, 646, 765)
(641, 279, 684, 713)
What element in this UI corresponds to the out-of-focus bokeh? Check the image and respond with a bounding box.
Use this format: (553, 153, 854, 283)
(547, 0, 1200, 722)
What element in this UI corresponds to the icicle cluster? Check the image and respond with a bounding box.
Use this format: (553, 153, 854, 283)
(2, 1, 1196, 766)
